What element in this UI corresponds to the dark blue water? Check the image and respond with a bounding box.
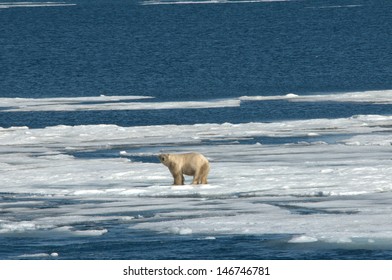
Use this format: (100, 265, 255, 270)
(2, 0, 392, 100)
(1, 0, 392, 259)
(2, 229, 391, 260)
(1, 0, 392, 128)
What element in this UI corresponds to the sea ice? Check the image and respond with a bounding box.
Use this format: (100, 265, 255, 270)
(240, 90, 392, 104)
(288, 235, 318, 243)
(0, 2, 76, 9)
(141, 0, 291, 6)
(2, 90, 392, 113)
(1, 99, 392, 247)
(0, 95, 239, 112)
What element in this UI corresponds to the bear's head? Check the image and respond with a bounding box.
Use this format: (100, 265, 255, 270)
(158, 154, 170, 166)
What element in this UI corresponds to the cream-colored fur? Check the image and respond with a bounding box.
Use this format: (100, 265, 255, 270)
(158, 152, 210, 185)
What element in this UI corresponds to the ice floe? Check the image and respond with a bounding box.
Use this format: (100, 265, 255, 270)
(0, 2, 76, 9)
(0, 95, 239, 112)
(240, 90, 392, 104)
(18, 252, 58, 258)
(1, 90, 392, 113)
(141, 0, 290, 6)
(305, 5, 363, 10)
(1, 111, 392, 247)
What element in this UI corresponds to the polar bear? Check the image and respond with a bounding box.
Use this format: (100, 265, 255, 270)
(158, 152, 210, 185)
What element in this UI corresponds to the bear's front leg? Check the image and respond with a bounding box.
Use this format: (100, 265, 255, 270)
(173, 173, 184, 185)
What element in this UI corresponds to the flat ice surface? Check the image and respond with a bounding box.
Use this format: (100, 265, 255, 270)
(141, 0, 291, 6)
(240, 90, 392, 104)
(0, 2, 76, 9)
(0, 95, 239, 112)
(2, 90, 392, 112)
(1, 105, 392, 247)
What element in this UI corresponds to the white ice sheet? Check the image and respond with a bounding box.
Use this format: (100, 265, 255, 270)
(1, 112, 392, 247)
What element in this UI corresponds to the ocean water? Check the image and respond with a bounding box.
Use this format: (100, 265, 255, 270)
(1, 0, 392, 260)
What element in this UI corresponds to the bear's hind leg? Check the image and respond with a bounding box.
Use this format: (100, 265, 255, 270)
(191, 174, 200, 185)
(200, 163, 210, 184)
(192, 170, 203, 185)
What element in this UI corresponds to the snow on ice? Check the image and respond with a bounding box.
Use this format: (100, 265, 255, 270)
(1, 91, 392, 248)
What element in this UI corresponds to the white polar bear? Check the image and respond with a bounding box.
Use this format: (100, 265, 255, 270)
(158, 152, 210, 185)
